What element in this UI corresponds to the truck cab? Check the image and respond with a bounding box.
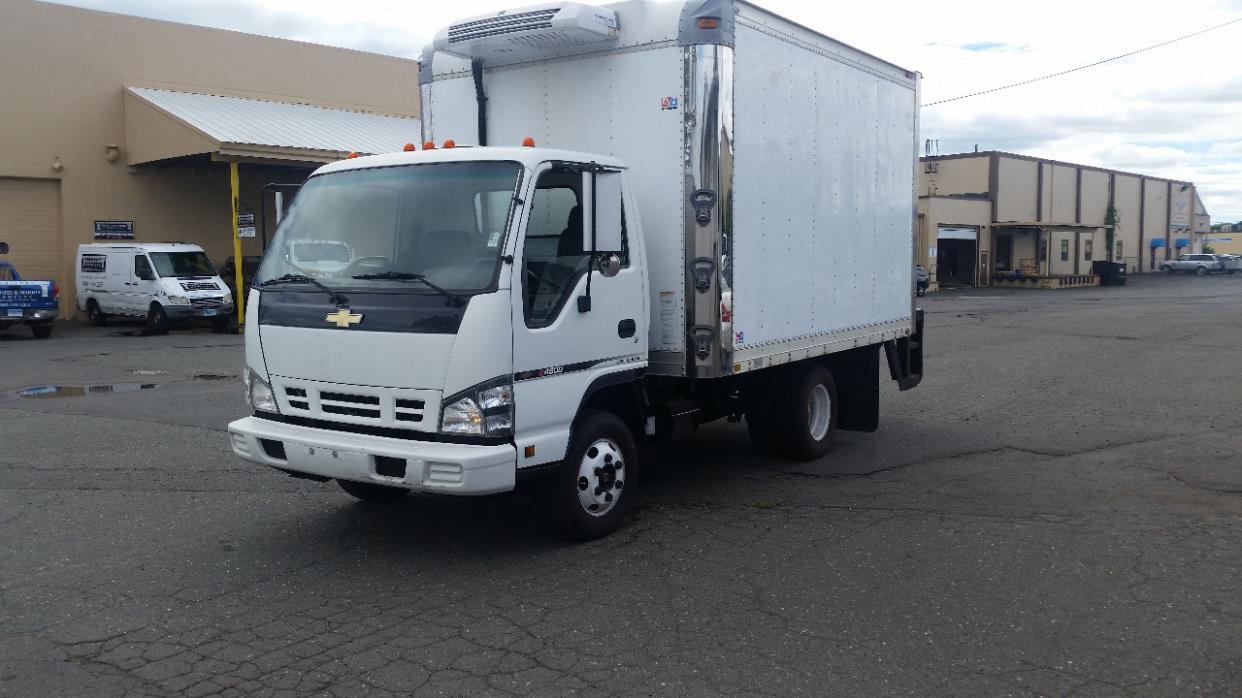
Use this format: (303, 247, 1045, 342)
(230, 146, 647, 537)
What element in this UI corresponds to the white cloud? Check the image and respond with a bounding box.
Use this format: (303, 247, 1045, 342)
(50, 0, 1242, 220)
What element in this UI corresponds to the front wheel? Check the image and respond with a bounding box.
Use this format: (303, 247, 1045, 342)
(87, 300, 107, 327)
(554, 410, 637, 541)
(1196, 266, 1208, 276)
(147, 304, 170, 334)
(337, 479, 409, 502)
(211, 315, 232, 334)
(1161, 266, 1173, 274)
(30, 322, 53, 339)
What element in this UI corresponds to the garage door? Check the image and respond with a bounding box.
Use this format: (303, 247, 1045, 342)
(0, 178, 63, 292)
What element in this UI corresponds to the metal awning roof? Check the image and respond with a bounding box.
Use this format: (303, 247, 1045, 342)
(993, 222, 1104, 230)
(124, 87, 421, 165)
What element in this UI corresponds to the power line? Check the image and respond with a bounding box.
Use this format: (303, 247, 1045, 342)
(923, 16, 1242, 107)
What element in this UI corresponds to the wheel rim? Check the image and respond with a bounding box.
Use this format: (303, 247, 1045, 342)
(576, 438, 625, 517)
(807, 383, 831, 442)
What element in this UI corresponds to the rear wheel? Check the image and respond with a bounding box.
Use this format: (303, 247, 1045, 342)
(30, 322, 53, 339)
(86, 300, 107, 327)
(783, 364, 838, 461)
(554, 410, 637, 541)
(146, 304, 169, 334)
(337, 479, 409, 502)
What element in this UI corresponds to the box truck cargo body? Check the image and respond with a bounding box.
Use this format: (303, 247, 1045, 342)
(228, 0, 924, 539)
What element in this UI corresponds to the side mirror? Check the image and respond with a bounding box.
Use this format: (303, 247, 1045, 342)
(138, 270, 155, 281)
(582, 170, 623, 254)
(0, 242, 8, 255)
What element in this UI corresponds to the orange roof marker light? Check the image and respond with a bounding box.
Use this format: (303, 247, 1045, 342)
(443, 139, 456, 149)
(521, 137, 536, 148)
(423, 140, 436, 150)
(403, 143, 416, 152)
(697, 17, 719, 29)
(346, 152, 360, 159)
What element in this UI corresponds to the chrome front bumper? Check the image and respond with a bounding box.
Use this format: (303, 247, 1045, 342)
(228, 416, 516, 495)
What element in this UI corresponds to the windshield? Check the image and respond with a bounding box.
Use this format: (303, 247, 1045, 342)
(150, 251, 216, 278)
(257, 161, 522, 292)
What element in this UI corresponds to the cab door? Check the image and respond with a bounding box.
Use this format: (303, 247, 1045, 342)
(510, 164, 647, 469)
(129, 253, 159, 316)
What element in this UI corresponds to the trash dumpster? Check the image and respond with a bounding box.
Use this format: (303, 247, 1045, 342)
(1092, 260, 1127, 286)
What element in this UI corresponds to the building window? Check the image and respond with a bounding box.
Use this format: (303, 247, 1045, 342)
(1060, 239, 1069, 262)
(1040, 241, 1048, 262)
(1084, 240, 1093, 261)
(1115, 241, 1123, 261)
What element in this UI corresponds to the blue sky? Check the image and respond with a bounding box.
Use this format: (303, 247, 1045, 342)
(48, 0, 1242, 221)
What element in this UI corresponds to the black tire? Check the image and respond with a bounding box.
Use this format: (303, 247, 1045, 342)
(554, 410, 637, 541)
(1162, 266, 1173, 274)
(337, 479, 409, 502)
(146, 304, 170, 334)
(211, 315, 232, 334)
(86, 300, 107, 327)
(30, 322, 53, 339)
(1195, 266, 1208, 276)
(763, 364, 837, 461)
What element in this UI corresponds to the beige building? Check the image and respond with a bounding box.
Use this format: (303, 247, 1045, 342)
(919, 151, 1211, 289)
(0, 0, 422, 318)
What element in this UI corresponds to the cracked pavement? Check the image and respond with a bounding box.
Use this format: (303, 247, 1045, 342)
(2, 274, 1241, 697)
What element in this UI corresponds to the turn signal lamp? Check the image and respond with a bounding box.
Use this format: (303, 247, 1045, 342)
(697, 17, 719, 29)
(346, 152, 359, 159)
(443, 139, 456, 149)
(423, 140, 436, 150)
(522, 137, 536, 147)
(403, 143, 416, 152)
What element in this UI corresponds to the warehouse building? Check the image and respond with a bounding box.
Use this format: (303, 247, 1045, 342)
(0, 0, 422, 318)
(919, 151, 1212, 290)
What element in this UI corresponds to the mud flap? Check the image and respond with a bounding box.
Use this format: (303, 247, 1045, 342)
(830, 345, 880, 432)
(884, 309, 924, 392)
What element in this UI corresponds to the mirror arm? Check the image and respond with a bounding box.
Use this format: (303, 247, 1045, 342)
(578, 167, 597, 313)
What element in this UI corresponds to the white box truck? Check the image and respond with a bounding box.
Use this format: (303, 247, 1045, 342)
(228, 0, 924, 539)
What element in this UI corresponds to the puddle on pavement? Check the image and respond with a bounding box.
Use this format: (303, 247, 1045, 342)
(15, 383, 159, 399)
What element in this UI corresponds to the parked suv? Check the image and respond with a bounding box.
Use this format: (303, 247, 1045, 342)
(1212, 254, 1241, 275)
(1160, 254, 1222, 275)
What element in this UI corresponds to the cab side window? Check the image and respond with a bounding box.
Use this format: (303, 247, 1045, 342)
(523, 169, 586, 327)
(134, 255, 155, 280)
(521, 168, 631, 328)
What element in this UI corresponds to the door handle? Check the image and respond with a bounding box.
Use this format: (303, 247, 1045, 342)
(617, 318, 636, 338)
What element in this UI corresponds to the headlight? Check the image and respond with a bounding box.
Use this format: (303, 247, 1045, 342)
(246, 370, 278, 413)
(440, 377, 513, 437)
(166, 295, 190, 305)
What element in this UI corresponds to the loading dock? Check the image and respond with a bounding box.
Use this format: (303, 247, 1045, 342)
(936, 226, 978, 287)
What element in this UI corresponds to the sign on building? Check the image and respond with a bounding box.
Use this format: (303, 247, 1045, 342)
(94, 220, 134, 239)
(238, 213, 256, 239)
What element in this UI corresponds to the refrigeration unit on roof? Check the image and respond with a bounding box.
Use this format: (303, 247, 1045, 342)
(432, 2, 620, 63)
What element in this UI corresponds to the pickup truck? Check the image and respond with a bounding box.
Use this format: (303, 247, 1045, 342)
(1159, 254, 1222, 275)
(0, 244, 59, 339)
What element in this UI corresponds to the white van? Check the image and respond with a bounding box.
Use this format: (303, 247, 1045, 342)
(76, 243, 234, 332)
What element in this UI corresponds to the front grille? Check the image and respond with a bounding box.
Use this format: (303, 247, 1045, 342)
(277, 380, 432, 430)
(182, 282, 220, 291)
(447, 8, 557, 43)
(190, 297, 224, 309)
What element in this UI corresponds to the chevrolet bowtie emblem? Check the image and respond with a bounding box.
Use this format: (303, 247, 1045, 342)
(325, 308, 363, 328)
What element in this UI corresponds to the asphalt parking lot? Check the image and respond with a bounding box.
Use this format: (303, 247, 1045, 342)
(2, 274, 1241, 697)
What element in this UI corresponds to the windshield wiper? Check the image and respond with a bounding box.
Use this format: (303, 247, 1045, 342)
(258, 274, 349, 306)
(351, 271, 464, 306)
